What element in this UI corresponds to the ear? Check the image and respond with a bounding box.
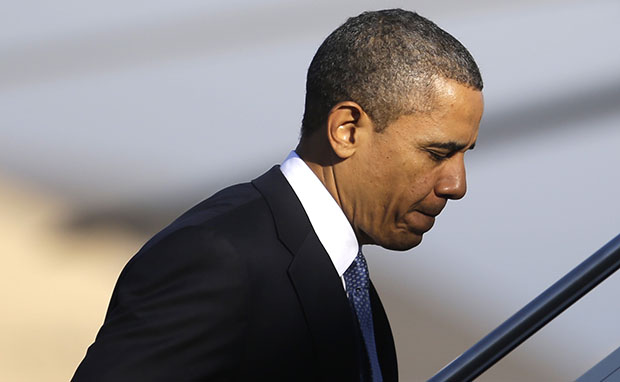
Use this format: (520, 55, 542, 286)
(326, 101, 373, 159)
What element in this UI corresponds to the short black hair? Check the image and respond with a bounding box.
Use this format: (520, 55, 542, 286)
(301, 9, 483, 137)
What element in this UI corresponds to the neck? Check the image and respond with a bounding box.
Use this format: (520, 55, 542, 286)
(295, 137, 371, 245)
(296, 134, 343, 204)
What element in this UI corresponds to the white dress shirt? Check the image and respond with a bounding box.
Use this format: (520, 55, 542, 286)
(280, 151, 359, 289)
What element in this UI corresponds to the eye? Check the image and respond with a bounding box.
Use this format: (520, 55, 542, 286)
(426, 150, 449, 162)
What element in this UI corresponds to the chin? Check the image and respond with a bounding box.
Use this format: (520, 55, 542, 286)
(376, 231, 424, 251)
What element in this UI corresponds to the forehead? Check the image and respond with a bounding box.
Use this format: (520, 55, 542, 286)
(401, 79, 484, 144)
(432, 78, 484, 118)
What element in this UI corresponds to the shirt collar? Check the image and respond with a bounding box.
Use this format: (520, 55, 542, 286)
(280, 151, 359, 277)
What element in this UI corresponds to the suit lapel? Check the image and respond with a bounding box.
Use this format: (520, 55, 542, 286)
(370, 281, 399, 382)
(252, 166, 360, 380)
(288, 232, 361, 379)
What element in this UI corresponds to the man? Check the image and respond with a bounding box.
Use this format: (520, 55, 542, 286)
(73, 9, 483, 382)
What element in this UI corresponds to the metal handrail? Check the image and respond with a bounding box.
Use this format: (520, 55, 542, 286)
(428, 233, 620, 382)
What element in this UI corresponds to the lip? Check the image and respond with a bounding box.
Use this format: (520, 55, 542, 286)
(416, 200, 447, 218)
(416, 206, 444, 218)
(402, 210, 436, 234)
(418, 210, 439, 218)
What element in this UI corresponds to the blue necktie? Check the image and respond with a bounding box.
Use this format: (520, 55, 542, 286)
(344, 250, 383, 382)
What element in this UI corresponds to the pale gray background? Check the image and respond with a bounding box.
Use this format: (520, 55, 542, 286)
(1, 0, 619, 380)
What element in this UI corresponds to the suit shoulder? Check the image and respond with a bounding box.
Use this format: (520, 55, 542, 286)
(175, 181, 265, 228)
(142, 181, 270, 251)
(120, 179, 278, 290)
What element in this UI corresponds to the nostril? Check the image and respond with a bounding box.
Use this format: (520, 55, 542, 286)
(436, 177, 467, 200)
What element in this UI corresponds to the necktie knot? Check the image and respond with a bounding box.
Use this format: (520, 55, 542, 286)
(345, 251, 370, 294)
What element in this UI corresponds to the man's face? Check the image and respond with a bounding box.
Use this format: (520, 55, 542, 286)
(340, 78, 484, 250)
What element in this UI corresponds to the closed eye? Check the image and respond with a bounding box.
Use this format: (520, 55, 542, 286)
(425, 140, 476, 162)
(426, 150, 450, 162)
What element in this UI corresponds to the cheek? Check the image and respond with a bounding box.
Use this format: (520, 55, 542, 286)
(360, 142, 436, 212)
(399, 166, 439, 204)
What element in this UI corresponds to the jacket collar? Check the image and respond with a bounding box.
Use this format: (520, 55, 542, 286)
(252, 166, 361, 379)
(252, 166, 398, 381)
(279, 151, 359, 277)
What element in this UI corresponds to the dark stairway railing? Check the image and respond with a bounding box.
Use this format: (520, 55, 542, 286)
(428, 233, 620, 382)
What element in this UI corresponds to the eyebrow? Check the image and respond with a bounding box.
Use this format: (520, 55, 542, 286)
(427, 140, 476, 152)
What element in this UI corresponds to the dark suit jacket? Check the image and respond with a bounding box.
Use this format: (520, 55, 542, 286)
(73, 166, 398, 381)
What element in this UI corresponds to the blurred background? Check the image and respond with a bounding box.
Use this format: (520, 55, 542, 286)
(1, 0, 619, 380)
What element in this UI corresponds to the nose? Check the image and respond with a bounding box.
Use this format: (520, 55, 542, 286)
(435, 154, 467, 200)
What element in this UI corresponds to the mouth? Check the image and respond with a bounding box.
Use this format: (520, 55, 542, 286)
(401, 210, 436, 234)
(418, 210, 438, 218)
(417, 205, 445, 218)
